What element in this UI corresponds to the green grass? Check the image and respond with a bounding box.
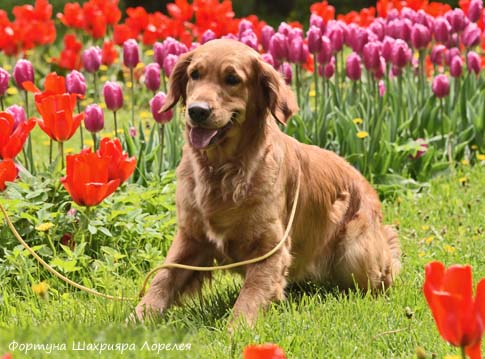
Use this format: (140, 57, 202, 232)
(1, 164, 484, 359)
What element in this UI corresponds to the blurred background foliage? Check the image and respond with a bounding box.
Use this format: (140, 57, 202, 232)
(2, 0, 460, 26)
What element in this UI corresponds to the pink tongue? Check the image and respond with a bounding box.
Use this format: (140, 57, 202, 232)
(189, 127, 219, 149)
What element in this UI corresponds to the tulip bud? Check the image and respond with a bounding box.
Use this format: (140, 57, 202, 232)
(150, 92, 173, 123)
(468, 0, 483, 22)
(347, 25, 368, 53)
(240, 30, 258, 51)
(201, 29, 216, 44)
(324, 57, 335, 79)
(144, 63, 161, 92)
(430, 45, 447, 66)
(128, 126, 137, 137)
(82, 46, 102, 73)
(103, 81, 123, 111)
(373, 56, 386, 80)
(445, 47, 461, 66)
(6, 104, 26, 130)
(261, 25, 275, 52)
(446, 9, 469, 33)
(378, 80, 386, 97)
(450, 56, 463, 78)
(288, 37, 307, 64)
(391, 39, 411, 68)
(362, 42, 381, 71)
(0, 67, 10, 97)
(467, 51, 481, 75)
(13, 59, 34, 90)
(346, 53, 362, 81)
(280, 63, 292, 85)
(261, 53, 276, 68)
(416, 10, 435, 29)
(238, 19, 253, 37)
(269, 33, 288, 61)
(434, 17, 451, 43)
(432, 74, 450, 98)
(369, 19, 386, 41)
(278, 22, 292, 36)
(307, 26, 322, 54)
(401, 7, 417, 22)
(163, 54, 178, 77)
(222, 33, 238, 41)
(327, 22, 344, 52)
(381, 36, 395, 62)
(317, 36, 332, 64)
(310, 14, 324, 31)
(411, 24, 431, 50)
(84, 104, 104, 133)
(123, 39, 140, 69)
(461, 23, 481, 47)
(153, 42, 165, 67)
(66, 70, 87, 97)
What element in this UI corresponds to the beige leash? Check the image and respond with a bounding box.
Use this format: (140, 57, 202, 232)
(0, 169, 300, 301)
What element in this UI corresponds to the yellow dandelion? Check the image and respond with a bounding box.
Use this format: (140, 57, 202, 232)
(356, 131, 368, 139)
(471, 144, 479, 150)
(99, 102, 107, 109)
(65, 147, 74, 154)
(99, 64, 108, 72)
(42, 140, 50, 146)
(443, 244, 456, 254)
(140, 111, 151, 119)
(424, 236, 434, 245)
(7, 87, 18, 96)
(81, 100, 88, 107)
(117, 129, 124, 134)
(461, 159, 470, 166)
(32, 281, 49, 298)
(126, 81, 133, 88)
(418, 251, 425, 258)
(4, 64, 12, 71)
(309, 90, 316, 97)
(477, 153, 485, 161)
(444, 356, 460, 359)
(145, 49, 154, 57)
(100, 75, 108, 82)
(459, 177, 468, 184)
(100, 132, 112, 139)
(84, 139, 94, 147)
(421, 225, 430, 231)
(135, 63, 145, 70)
(353, 118, 363, 125)
(35, 222, 54, 232)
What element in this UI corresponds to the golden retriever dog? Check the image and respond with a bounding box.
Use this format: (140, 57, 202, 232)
(136, 39, 401, 325)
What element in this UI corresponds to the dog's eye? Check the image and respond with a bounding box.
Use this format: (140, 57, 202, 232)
(225, 74, 241, 86)
(190, 70, 200, 80)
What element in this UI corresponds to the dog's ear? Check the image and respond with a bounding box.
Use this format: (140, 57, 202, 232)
(161, 52, 193, 112)
(256, 59, 298, 125)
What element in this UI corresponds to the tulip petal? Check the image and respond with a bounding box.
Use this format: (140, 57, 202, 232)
(476, 279, 485, 324)
(465, 341, 482, 359)
(22, 81, 40, 93)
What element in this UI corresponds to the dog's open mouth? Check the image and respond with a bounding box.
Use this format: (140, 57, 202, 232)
(188, 114, 237, 149)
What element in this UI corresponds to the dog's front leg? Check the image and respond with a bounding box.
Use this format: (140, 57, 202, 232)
(231, 230, 292, 326)
(135, 231, 213, 321)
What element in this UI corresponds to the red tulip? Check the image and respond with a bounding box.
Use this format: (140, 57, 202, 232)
(423, 261, 485, 359)
(97, 138, 136, 184)
(0, 111, 35, 160)
(0, 159, 18, 191)
(243, 344, 286, 359)
(61, 149, 120, 207)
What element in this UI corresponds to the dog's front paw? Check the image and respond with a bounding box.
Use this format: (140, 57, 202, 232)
(133, 299, 164, 323)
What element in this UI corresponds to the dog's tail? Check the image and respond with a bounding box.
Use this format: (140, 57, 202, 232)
(384, 225, 401, 279)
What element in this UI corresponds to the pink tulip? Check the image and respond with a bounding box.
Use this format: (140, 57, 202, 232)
(261, 53, 276, 67)
(103, 81, 123, 111)
(123, 39, 140, 69)
(84, 104, 104, 133)
(416, 10, 435, 29)
(373, 56, 386, 79)
(280, 63, 292, 84)
(150, 92, 173, 123)
(0, 68, 10, 97)
(362, 42, 381, 71)
(434, 17, 451, 43)
(324, 57, 335, 79)
(163, 54, 178, 77)
(410, 138, 428, 159)
(467, 51, 481, 75)
(346, 53, 362, 81)
(238, 19, 253, 37)
(240, 30, 258, 51)
(201, 29, 216, 44)
(153, 42, 165, 67)
(327, 21, 345, 52)
(391, 40, 411, 68)
(310, 13, 324, 31)
(401, 7, 417, 22)
(144, 63, 161, 92)
(446, 9, 469, 33)
(411, 24, 431, 50)
(66, 70, 86, 97)
(347, 25, 368, 53)
(82, 46, 102, 73)
(369, 19, 386, 41)
(13, 59, 34, 90)
(432, 74, 450, 98)
(269, 33, 288, 61)
(288, 37, 308, 64)
(277, 22, 292, 36)
(317, 36, 332, 64)
(378, 80, 386, 97)
(261, 25, 275, 51)
(468, 0, 483, 22)
(307, 26, 322, 54)
(445, 47, 461, 66)
(381, 36, 395, 62)
(6, 104, 26, 130)
(461, 23, 481, 47)
(430, 45, 447, 66)
(450, 56, 463, 78)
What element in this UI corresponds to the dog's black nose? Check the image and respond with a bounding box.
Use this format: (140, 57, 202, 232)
(188, 102, 211, 123)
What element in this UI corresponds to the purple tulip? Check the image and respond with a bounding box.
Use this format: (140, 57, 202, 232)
(416, 10, 435, 29)
(434, 17, 451, 43)
(238, 19, 253, 37)
(468, 0, 483, 22)
(261, 25, 275, 52)
(369, 19, 386, 41)
(391, 65, 402, 77)
(269, 33, 288, 61)
(287, 28, 304, 45)
(144, 63, 161, 92)
(13, 59, 34, 90)
(201, 29, 216, 44)
(346, 53, 362, 81)
(401, 7, 417, 22)
(82, 46, 102, 73)
(387, 9, 399, 21)
(432, 74, 450, 98)
(66, 70, 86, 97)
(222, 33, 238, 41)
(347, 25, 368, 53)
(288, 37, 308, 64)
(123, 39, 140, 68)
(150, 92, 173, 123)
(163, 54, 178, 77)
(467, 51, 481, 75)
(261, 53, 276, 67)
(280, 63, 292, 85)
(317, 36, 333, 64)
(381, 36, 395, 62)
(362, 42, 381, 71)
(326, 21, 345, 52)
(310, 14, 324, 31)
(0, 67, 10, 97)
(391, 40, 411, 68)
(387, 19, 412, 41)
(240, 30, 259, 51)
(461, 23, 481, 47)
(84, 104, 104, 133)
(6, 105, 26, 130)
(446, 9, 469, 33)
(373, 56, 386, 80)
(278, 22, 292, 36)
(411, 24, 431, 50)
(307, 26, 322, 54)
(128, 126, 137, 137)
(450, 56, 463, 77)
(324, 57, 335, 79)
(430, 44, 447, 66)
(103, 81, 123, 111)
(153, 42, 165, 67)
(445, 47, 461, 66)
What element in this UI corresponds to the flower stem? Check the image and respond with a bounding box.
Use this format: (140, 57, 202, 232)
(77, 102, 84, 150)
(58, 141, 64, 169)
(461, 346, 466, 359)
(158, 123, 165, 177)
(312, 55, 319, 115)
(92, 132, 97, 152)
(113, 110, 118, 138)
(0, 96, 4, 111)
(24, 90, 35, 175)
(49, 139, 53, 164)
(130, 67, 135, 127)
(93, 72, 98, 102)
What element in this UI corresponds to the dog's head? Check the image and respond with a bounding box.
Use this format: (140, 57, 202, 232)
(161, 39, 298, 150)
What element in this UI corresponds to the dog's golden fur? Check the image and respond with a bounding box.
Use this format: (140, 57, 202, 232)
(136, 39, 401, 324)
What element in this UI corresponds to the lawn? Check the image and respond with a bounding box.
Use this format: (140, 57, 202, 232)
(1, 164, 484, 359)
